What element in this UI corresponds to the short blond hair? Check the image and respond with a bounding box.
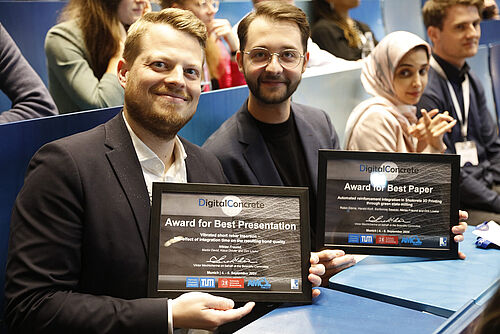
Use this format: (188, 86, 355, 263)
(123, 8, 207, 64)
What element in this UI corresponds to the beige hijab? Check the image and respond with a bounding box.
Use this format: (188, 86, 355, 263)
(344, 31, 431, 150)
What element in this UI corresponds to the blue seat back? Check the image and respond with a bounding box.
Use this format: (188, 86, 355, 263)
(350, 0, 385, 42)
(0, 1, 66, 113)
(480, 20, 500, 45)
(467, 45, 497, 127)
(0, 1, 65, 85)
(489, 42, 500, 126)
(0, 105, 121, 332)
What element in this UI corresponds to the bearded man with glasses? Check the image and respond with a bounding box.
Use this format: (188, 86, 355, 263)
(203, 2, 356, 307)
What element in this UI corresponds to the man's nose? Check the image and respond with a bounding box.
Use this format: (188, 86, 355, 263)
(165, 65, 185, 87)
(265, 54, 283, 73)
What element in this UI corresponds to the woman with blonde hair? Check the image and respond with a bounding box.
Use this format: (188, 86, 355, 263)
(161, 0, 245, 90)
(345, 31, 456, 153)
(45, 0, 150, 113)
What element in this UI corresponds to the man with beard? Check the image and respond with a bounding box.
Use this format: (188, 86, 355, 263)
(203, 2, 356, 275)
(4, 9, 263, 333)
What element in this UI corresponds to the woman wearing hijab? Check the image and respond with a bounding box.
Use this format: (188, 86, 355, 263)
(345, 31, 456, 153)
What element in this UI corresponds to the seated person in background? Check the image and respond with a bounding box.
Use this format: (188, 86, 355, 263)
(417, 0, 500, 222)
(45, 0, 150, 114)
(160, 0, 246, 90)
(311, 0, 377, 61)
(5, 9, 326, 332)
(345, 31, 456, 153)
(483, 0, 500, 19)
(0, 23, 57, 123)
(231, 0, 359, 74)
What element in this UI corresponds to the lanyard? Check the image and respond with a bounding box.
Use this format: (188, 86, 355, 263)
(430, 57, 470, 139)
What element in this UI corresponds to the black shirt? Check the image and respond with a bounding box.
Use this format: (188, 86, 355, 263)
(252, 113, 317, 242)
(254, 113, 311, 189)
(433, 53, 470, 120)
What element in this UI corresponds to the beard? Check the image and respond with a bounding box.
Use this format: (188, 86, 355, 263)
(246, 72, 301, 105)
(124, 87, 195, 141)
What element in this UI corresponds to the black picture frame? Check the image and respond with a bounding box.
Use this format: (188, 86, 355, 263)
(316, 150, 460, 259)
(148, 183, 312, 303)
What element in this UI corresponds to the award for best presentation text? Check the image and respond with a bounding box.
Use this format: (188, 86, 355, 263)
(148, 183, 312, 303)
(317, 150, 460, 258)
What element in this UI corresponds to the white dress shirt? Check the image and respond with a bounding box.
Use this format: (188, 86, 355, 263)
(123, 113, 188, 204)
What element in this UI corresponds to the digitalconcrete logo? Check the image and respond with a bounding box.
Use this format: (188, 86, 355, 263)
(198, 195, 264, 217)
(221, 195, 242, 217)
(362, 162, 420, 189)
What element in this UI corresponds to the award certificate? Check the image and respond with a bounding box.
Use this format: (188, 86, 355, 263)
(148, 183, 312, 302)
(317, 150, 460, 258)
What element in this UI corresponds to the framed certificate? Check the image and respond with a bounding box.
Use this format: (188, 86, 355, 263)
(148, 183, 312, 303)
(316, 150, 460, 258)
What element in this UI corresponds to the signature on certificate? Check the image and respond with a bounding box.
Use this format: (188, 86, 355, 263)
(206, 255, 258, 264)
(366, 215, 410, 223)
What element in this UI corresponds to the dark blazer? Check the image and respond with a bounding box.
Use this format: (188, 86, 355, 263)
(5, 114, 227, 333)
(202, 101, 340, 196)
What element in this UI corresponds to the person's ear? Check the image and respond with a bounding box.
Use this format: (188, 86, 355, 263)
(117, 58, 129, 89)
(427, 26, 439, 46)
(302, 51, 309, 73)
(236, 51, 244, 73)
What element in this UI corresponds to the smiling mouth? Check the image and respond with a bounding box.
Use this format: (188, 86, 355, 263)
(156, 92, 189, 102)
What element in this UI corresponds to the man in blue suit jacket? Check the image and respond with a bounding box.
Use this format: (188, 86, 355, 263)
(203, 2, 356, 275)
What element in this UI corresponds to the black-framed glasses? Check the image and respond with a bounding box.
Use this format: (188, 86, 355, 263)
(243, 47, 305, 69)
(197, 0, 219, 12)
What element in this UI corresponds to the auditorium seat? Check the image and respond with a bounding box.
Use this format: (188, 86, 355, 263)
(350, 0, 384, 42)
(0, 105, 121, 333)
(467, 45, 498, 127)
(489, 42, 500, 126)
(0, 1, 65, 112)
(479, 20, 500, 45)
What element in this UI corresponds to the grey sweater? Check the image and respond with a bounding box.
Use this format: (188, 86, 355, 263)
(45, 20, 124, 114)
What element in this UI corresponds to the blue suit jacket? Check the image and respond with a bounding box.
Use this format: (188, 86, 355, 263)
(203, 101, 340, 195)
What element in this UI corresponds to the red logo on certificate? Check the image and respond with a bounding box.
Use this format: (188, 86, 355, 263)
(376, 235, 399, 245)
(218, 278, 244, 288)
(218, 278, 229, 288)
